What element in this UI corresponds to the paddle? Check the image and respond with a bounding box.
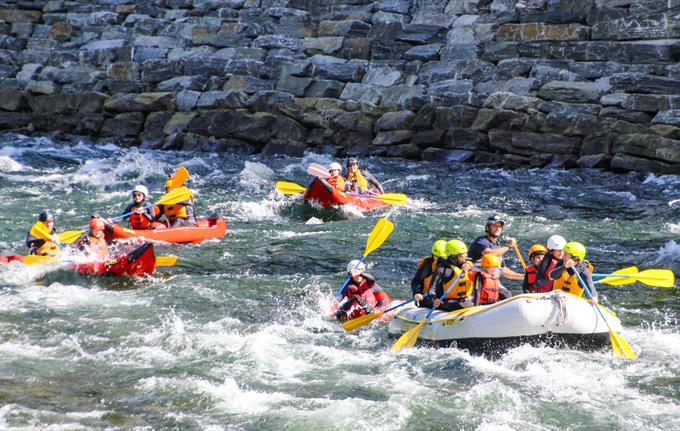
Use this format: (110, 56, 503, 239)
(334, 218, 394, 300)
(23, 254, 178, 267)
(573, 270, 637, 359)
(592, 266, 639, 286)
(347, 192, 407, 206)
(275, 181, 307, 195)
(58, 187, 193, 244)
(512, 242, 527, 270)
(593, 269, 675, 288)
(342, 295, 429, 332)
(30, 222, 60, 246)
(391, 270, 466, 352)
(170, 166, 189, 189)
(307, 162, 331, 179)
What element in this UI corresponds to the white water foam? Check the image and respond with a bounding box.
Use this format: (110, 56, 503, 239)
(0, 156, 23, 172)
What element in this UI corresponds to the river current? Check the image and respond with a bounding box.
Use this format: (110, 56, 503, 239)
(0, 133, 679, 430)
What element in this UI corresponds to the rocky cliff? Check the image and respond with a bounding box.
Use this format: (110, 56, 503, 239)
(2, 0, 680, 173)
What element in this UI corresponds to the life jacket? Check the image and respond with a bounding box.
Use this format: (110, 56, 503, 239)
(553, 261, 594, 297)
(347, 169, 368, 190)
(327, 175, 346, 191)
(443, 266, 473, 299)
(534, 257, 558, 291)
(76, 234, 108, 260)
(347, 277, 375, 301)
(477, 271, 502, 305)
(416, 255, 438, 294)
(36, 241, 60, 257)
(163, 194, 194, 223)
(130, 205, 160, 229)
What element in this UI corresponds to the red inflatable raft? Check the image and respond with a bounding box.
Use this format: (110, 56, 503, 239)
(71, 242, 156, 277)
(0, 255, 24, 264)
(105, 217, 227, 244)
(303, 178, 388, 212)
(331, 289, 396, 322)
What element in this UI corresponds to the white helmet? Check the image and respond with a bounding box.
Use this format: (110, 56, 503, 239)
(547, 235, 567, 251)
(329, 162, 342, 172)
(132, 185, 149, 199)
(347, 259, 366, 273)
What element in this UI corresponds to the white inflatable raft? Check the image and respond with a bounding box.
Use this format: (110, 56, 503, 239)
(387, 291, 624, 354)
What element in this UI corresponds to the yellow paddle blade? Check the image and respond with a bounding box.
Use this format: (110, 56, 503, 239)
(375, 193, 407, 205)
(22, 255, 60, 265)
(609, 329, 638, 359)
(390, 320, 425, 352)
(275, 181, 307, 195)
(364, 218, 394, 257)
(156, 186, 191, 205)
(155, 256, 177, 267)
(30, 223, 53, 242)
(342, 312, 384, 332)
(59, 230, 86, 244)
(171, 166, 189, 188)
(635, 269, 675, 288)
(599, 266, 640, 286)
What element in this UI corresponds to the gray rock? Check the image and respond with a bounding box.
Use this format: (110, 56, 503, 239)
(599, 107, 651, 124)
(309, 56, 366, 82)
(422, 147, 475, 163)
(372, 11, 408, 25)
(363, 67, 402, 87)
(252, 35, 302, 51)
(404, 43, 441, 61)
(652, 110, 680, 127)
(101, 112, 145, 137)
(318, 20, 371, 37)
(25, 80, 56, 95)
(381, 84, 426, 109)
(411, 129, 444, 147)
(276, 75, 312, 96)
(158, 76, 208, 92)
(538, 80, 612, 103)
(104, 92, 175, 113)
(375, 111, 415, 131)
(16, 63, 41, 83)
(398, 24, 445, 44)
(373, 130, 414, 146)
(537, 101, 602, 115)
(610, 153, 680, 175)
(224, 76, 275, 94)
(212, 47, 266, 61)
(489, 130, 581, 157)
(176, 90, 200, 111)
(28, 93, 79, 114)
(609, 72, 680, 95)
(168, 46, 215, 60)
(483, 91, 541, 112)
(471, 109, 528, 131)
(133, 47, 168, 62)
(305, 80, 345, 98)
(196, 91, 250, 109)
(0, 90, 29, 111)
(613, 134, 680, 165)
(84, 39, 126, 51)
(302, 37, 344, 55)
(375, 0, 411, 14)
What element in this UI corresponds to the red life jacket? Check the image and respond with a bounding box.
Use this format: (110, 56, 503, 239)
(525, 264, 538, 292)
(130, 206, 159, 229)
(347, 277, 375, 301)
(477, 271, 501, 305)
(535, 257, 558, 292)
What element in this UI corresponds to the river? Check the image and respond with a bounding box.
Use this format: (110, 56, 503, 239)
(1, 132, 679, 430)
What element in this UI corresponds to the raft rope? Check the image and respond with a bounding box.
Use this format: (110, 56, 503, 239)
(546, 291, 568, 327)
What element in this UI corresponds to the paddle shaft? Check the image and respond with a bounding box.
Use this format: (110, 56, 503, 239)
(383, 294, 429, 315)
(512, 242, 527, 270)
(425, 270, 466, 322)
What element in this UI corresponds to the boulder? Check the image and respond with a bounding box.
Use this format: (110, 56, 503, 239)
(488, 130, 581, 157)
(652, 110, 680, 127)
(613, 134, 680, 164)
(196, 91, 250, 109)
(495, 23, 590, 41)
(610, 153, 680, 174)
(340, 83, 383, 105)
(373, 130, 414, 146)
(374, 111, 415, 131)
(471, 108, 528, 131)
(302, 37, 344, 55)
(163, 112, 196, 135)
(538, 80, 611, 103)
(101, 112, 145, 137)
(483, 91, 541, 112)
(104, 92, 175, 113)
(318, 20, 371, 37)
(0, 90, 28, 111)
(609, 72, 680, 95)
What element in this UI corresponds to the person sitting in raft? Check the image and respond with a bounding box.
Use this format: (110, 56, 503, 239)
(530, 235, 566, 293)
(75, 216, 109, 260)
(522, 244, 548, 293)
(335, 259, 389, 321)
(549, 241, 598, 304)
(428, 240, 475, 311)
(345, 157, 384, 194)
(411, 239, 447, 308)
(121, 185, 160, 230)
(326, 162, 346, 192)
(468, 214, 524, 281)
(472, 254, 513, 306)
(158, 177, 197, 227)
(26, 211, 60, 257)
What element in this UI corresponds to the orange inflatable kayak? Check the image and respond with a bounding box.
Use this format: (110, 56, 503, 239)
(105, 217, 227, 244)
(302, 178, 388, 212)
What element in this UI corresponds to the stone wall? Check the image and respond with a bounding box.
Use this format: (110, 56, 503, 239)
(2, 0, 680, 173)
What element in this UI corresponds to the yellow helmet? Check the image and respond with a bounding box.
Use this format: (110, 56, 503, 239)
(481, 254, 501, 268)
(445, 239, 468, 257)
(431, 240, 448, 258)
(563, 241, 586, 260)
(528, 244, 548, 258)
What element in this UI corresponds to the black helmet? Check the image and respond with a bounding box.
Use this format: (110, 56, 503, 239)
(39, 211, 55, 222)
(346, 157, 359, 167)
(485, 214, 504, 226)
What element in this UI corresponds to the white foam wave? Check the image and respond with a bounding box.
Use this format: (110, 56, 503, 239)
(305, 217, 323, 225)
(0, 156, 23, 172)
(239, 161, 276, 190)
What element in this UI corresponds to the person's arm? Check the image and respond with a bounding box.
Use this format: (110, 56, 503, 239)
(428, 266, 445, 299)
(522, 273, 531, 293)
(411, 263, 429, 297)
(472, 273, 481, 306)
(363, 273, 383, 294)
(549, 262, 566, 280)
(501, 266, 524, 281)
(579, 264, 598, 303)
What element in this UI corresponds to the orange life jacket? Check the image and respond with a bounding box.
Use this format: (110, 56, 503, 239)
(327, 175, 346, 191)
(443, 267, 473, 299)
(553, 261, 594, 297)
(416, 256, 439, 294)
(130, 206, 160, 229)
(477, 271, 502, 305)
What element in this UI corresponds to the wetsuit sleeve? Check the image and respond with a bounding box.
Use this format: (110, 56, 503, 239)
(410, 259, 432, 296)
(428, 265, 445, 299)
(549, 262, 566, 280)
(472, 273, 482, 306)
(533, 258, 552, 290)
(579, 265, 597, 300)
(434, 267, 455, 299)
(522, 273, 531, 293)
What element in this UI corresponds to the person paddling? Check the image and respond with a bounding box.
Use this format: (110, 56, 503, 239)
(427, 240, 475, 311)
(522, 244, 548, 293)
(549, 241, 598, 304)
(326, 162, 346, 192)
(158, 177, 197, 226)
(411, 239, 447, 308)
(346, 157, 383, 194)
(75, 217, 110, 260)
(335, 259, 389, 321)
(121, 185, 160, 230)
(530, 235, 566, 292)
(468, 214, 523, 281)
(26, 211, 60, 257)
(472, 254, 513, 306)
